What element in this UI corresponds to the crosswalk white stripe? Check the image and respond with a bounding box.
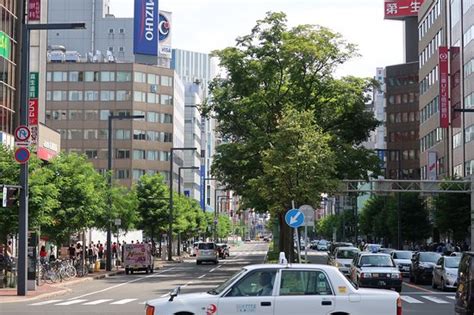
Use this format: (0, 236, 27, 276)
(110, 298, 137, 305)
(421, 296, 449, 304)
(446, 296, 456, 300)
(401, 296, 423, 304)
(55, 299, 88, 306)
(30, 299, 63, 306)
(82, 299, 113, 305)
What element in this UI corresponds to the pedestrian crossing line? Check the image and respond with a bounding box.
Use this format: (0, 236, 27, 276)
(82, 299, 113, 305)
(446, 296, 456, 300)
(30, 299, 63, 306)
(55, 299, 88, 306)
(421, 296, 450, 304)
(400, 296, 423, 304)
(110, 298, 137, 305)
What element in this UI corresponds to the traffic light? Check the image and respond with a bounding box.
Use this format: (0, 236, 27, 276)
(2, 186, 18, 207)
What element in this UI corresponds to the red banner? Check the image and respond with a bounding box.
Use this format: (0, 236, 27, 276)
(28, 0, 41, 21)
(384, 0, 425, 19)
(28, 99, 38, 125)
(439, 46, 449, 128)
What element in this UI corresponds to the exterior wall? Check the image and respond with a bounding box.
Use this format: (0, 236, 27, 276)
(45, 62, 176, 187)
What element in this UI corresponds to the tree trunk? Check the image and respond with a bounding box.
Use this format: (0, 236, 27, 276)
(278, 211, 294, 262)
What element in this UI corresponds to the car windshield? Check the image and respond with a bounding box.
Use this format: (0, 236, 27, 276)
(199, 243, 215, 250)
(360, 255, 394, 267)
(445, 257, 461, 268)
(419, 252, 441, 263)
(337, 249, 359, 259)
(393, 251, 412, 259)
(209, 268, 247, 295)
(319, 240, 328, 245)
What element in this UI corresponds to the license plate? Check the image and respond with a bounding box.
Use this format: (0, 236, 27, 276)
(373, 273, 379, 277)
(378, 281, 386, 286)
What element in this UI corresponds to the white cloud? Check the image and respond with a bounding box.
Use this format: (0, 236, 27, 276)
(110, 0, 405, 77)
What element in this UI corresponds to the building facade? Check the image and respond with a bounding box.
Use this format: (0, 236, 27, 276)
(45, 61, 184, 187)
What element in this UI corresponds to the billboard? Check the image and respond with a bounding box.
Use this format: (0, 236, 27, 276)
(384, 0, 425, 19)
(200, 165, 205, 210)
(427, 151, 437, 180)
(133, 0, 159, 56)
(159, 11, 172, 58)
(28, 0, 41, 21)
(439, 46, 449, 128)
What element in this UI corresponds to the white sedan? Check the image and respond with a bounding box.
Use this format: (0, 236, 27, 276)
(145, 259, 402, 315)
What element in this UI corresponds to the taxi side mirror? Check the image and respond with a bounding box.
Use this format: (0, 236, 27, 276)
(169, 286, 181, 302)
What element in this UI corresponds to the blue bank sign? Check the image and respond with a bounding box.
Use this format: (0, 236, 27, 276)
(133, 0, 159, 56)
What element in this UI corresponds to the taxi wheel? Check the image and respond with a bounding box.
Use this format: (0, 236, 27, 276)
(441, 279, 446, 291)
(196, 261, 202, 265)
(432, 277, 438, 289)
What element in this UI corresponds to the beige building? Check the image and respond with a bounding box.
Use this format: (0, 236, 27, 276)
(45, 61, 184, 187)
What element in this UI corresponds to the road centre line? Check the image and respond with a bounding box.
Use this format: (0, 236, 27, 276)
(69, 267, 177, 300)
(402, 281, 435, 293)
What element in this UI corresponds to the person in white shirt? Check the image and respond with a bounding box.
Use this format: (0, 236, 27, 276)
(258, 272, 274, 296)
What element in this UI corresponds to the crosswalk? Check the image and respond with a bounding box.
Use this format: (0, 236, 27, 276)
(230, 251, 268, 256)
(29, 295, 456, 307)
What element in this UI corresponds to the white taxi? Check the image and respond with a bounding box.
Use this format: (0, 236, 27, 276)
(145, 254, 402, 315)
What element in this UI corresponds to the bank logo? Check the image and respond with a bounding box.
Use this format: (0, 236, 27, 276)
(159, 13, 170, 41)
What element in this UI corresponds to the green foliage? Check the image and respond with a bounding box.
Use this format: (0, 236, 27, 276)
(216, 214, 232, 239)
(433, 180, 470, 242)
(106, 185, 139, 233)
(316, 215, 339, 240)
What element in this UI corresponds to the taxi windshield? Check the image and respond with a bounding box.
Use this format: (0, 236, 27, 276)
(337, 249, 358, 259)
(209, 268, 247, 295)
(445, 257, 461, 269)
(392, 251, 412, 260)
(360, 255, 394, 267)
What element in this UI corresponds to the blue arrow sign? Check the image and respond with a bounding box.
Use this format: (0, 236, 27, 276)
(285, 208, 305, 228)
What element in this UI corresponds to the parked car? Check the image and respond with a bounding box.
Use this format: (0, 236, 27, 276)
(432, 255, 461, 291)
(350, 252, 402, 292)
(330, 246, 360, 276)
(379, 248, 396, 255)
(146, 255, 402, 315)
(391, 250, 413, 277)
(363, 243, 382, 253)
(328, 242, 353, 256)
(216, 243, 230, 259)
(410, 251, 441, 284)
(455, 252, 474, 315)
(316, 239, 329, 251)
(196, 242, 218, 265)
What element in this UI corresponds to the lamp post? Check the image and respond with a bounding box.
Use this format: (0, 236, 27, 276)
(213, 188, 226, 242)
(376, 148, 402, 249)
(106, 114, 144, 271)
(17, 18, 85, 296)
(168, 147, 197, 261)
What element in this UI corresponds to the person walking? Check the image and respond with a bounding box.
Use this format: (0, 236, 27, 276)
(49, 244, 56, 262)
(68, 244, 76, 262)
(39, 245, 47, 264)
(98, 242, 104, 260)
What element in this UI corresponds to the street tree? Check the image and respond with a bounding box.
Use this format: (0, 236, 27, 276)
(216, 214, 232, 239)
(203, 12, 379, 259)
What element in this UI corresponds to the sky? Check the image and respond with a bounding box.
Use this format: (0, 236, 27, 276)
(109, 0, 406, 78)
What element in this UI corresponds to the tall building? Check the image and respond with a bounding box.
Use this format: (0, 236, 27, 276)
(362, 67, 386, 151)
(45, 61, 184, 187)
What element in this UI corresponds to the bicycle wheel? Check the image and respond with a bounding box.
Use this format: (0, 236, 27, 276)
(37, 267, 46, 286)
(46, 270, 59, 283)
(67, 265, 77, 278)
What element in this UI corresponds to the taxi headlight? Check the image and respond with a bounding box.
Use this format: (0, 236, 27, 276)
(361, 272, 372, 278)
(145, 305, 155, 315)
(391, 273, 401, 279)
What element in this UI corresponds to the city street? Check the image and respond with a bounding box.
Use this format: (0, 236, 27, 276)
(0, 244, 456, 315)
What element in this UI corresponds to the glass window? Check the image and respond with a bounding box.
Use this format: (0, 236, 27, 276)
(46, 72, 52, 82)
(68, 129, 83, 140)
(160, 75, 173, 87)
(115, 129, 131, 140)
(99, 129, 108, 140)
(69, 110, 83, 120)
(100, 110, 110, 120)
(100, 91, 115, 101)
(69, 71, 83, 82)
(162, 113, 172, 123)
(68, 90, 83, 101)
(116, 149, 130, 159)
(279, 270, 333, 296)
(85, 90, 99, 101)
(226, 270, 276, 297)
(133, 130, 146, 140)
(147, 73, 157, 84)
(117, 71, 131, 82)
(46, 91, 51, 101)
(134, 72, 146, 83)
(133, 169, 146, 180)
(52, 91, 67, 101)
(84, 149, 98, 159)
(147, 112, 159, 123)
(116, 90, 131, 101)
(164, 132, 173, 142)
(161, 94, 173, 105)
(100, 71, 115, 82)
(147, 150, 157, 160)
(52, 71, 67, 82)
(147, 93, 156, 103)
(134, 91, 146, 102)
(84, 71, 99, 82)
(160, 151, 170, 161)
(116, 169, 130, 179)
(133, 149, 146, 160)
(84, 110, 98, 120)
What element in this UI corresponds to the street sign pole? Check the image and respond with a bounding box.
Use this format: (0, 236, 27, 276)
(300, 205, 315, 264)
(304, 224, 307, 263)
(292, 201, 301, 263)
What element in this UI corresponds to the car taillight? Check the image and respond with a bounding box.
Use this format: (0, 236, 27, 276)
(397, 297, 402, 315)
(145, 305, 155, 315)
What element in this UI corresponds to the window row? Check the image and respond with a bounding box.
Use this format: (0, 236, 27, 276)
(420, 65, 439, 95)
(466, 92, 474, 108)
(131, 149, 171, 161)
(419, 1, 441, 40)
(387, 111, 419, 124)
(420, 96, 439, 123)
(465, 25, 474, 47)
(420, 128, 444, 152)
(419, 30, 443, 68)
(57, 128, 173, 142)
(465, 59, 474, 78)
(106, 169, 169, 180)
(451, 0, 461, 28)
(387, 92, 418, 105)
(453, 132, 462, 148)
(466, 160, 474, 176)
(46, 109, 172, 123)
(465, 124, 474, 143)
(133, 72, 173, 86)
(388, 130, 418, 143)
(385, 76, 418, 87)
(46, 90, 173, 104)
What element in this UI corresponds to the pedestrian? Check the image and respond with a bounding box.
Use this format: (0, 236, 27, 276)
(68, 244, 76, 262)
(39, 245, 47, 264)
(112, 242, 117, 259)
(92, 244, 98, 263)
(87, 245, 93, 264)
(49, 244, 56, 262)
(4, 240, 13, 266)
(98, 242, 104, 259)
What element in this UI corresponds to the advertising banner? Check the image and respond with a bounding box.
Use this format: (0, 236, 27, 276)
(28, 99, 38, 125)
(29, 72, 39, 99)
(0, 32, 11, 60)
(427, 151, 437, 180)
(133, 0, 159, 56)
(439, 46, 449, 128)
(384, 0, 425, 19)
(200, 165, 205, 210)
(28, 0, 41, 21)
(450, 46, 461, 128)
(158, 11, 172, 58)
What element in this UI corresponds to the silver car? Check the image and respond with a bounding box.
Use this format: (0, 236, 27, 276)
(432, 255, 461, 291)
(196, 242, 218, 265)
(332, 246, 360, 276)
(391, 250, 413, 277)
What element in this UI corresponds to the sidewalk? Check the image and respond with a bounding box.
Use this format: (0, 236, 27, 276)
(0, 257, 183, 303)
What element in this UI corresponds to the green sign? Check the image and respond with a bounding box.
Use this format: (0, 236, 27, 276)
(29, 73, 39, 99)
(0, 32, 11, 60)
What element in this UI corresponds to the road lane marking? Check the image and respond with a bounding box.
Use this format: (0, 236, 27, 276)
(160, 293, 169, 297)
(69, 267, 176, 300)
(55, 299, 88, 306)
(30, 300, 63, 306)
(400, 296, 423, 303)
(446, 296, 456, 300)
(421, 296, 449, 304)
(403, 281, 435, 293)
(198, 274, 206, 279)
(82, 299, 113, 305)
(183, 281, 193, 288)
(110, 298, 137, 305)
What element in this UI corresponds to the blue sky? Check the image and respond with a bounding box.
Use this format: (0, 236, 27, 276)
(110, 0, 405, 78)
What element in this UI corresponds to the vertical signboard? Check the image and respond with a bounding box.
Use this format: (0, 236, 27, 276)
(427, 151, 437, 180)
(0, 32, 11, 60)
(28, 0, 41, 21)
(200, 165, 205, 210)
(384, 0, 425, 19)
(450, 46, 461, 128)
(439, 47, 449, 128)
(28, 72, 39, 146)
(133, 0, 159, 56)
(158, 12, 172, 58)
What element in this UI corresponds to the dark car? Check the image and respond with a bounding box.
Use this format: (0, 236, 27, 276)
(455, 252, 474, 315)
(349, 252, 402, 292)
(410, 251, 441, 284)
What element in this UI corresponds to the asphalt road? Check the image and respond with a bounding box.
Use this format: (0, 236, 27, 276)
(0, 244, 456, 315)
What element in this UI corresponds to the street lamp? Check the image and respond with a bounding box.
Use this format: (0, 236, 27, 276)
(168, 147, 197, 261)
(178, 166, 200, 195)
(106, 114, 145, 271)
(17, 18, 85, 296)
(213, 188, 227, 242)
